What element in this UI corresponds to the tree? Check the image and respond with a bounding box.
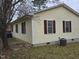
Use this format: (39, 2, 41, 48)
(32, 0, 61, 11)
(46, 0, 60, 6)
(17, 0, 34, 17)
(52, 0, 60, 3)
(0, 0, 26, 50)
(52, 0, 60, 5)
(32, 0, 47, 10)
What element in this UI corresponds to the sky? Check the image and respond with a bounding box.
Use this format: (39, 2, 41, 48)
(46, 0, 79, 12)
(61, 0, 79, 12)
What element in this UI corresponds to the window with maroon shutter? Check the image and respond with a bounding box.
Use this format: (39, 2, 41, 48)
(44, 20, 47, 34)
(15, 24, 18, 33)
(63, 21, 65, 32)
(21, 22, 26, 34)
(69, 21, 71, 32)
(44, 20, 56, 34)
(63, 21, 71, 33)
(11, 25, 13, 32)
(53, 20, 56, 33)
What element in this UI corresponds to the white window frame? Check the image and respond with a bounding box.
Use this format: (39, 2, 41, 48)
(64, 21, 71, 32)
(47, 20, 53, 34)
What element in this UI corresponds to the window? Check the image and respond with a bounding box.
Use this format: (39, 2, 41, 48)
(48, 21, 53, 33)
(15, 24, 18, 33)
(21, 22, 26, 34)
(44, 20, 56, 34)
(11, 25, 13, 32)
(63, 21, 71, 33)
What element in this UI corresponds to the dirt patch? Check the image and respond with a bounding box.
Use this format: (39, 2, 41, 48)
(0, 38, 32, 59)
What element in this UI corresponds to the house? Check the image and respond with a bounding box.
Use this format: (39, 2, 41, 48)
(6, 25, 12, 38)
(12, 3, 79, 46)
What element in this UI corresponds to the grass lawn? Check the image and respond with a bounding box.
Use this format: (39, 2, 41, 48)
(1, 38, 79, 59)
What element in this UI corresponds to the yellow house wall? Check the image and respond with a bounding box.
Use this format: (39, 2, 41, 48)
(12, 20, 32, 43)
(32, 7, 79, 44)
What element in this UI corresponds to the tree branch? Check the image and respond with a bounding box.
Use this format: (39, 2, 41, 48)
(12, 0, 23, 7)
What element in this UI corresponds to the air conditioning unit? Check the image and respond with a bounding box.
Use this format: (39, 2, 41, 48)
(59, 38, 67, 46)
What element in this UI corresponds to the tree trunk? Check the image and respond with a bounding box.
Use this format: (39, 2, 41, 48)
(1, 28, 9, 50)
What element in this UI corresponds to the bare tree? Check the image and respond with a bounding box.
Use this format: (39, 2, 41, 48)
(0, 0, 26, 50)
(17, 0, 34, 17)
(32, 0, 47, 10)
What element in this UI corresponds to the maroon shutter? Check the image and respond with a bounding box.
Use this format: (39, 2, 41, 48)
(44, 20, 47, 34)
(53, 20, 56, 33)
(63, 21, 65, 32)
(69, 21, 71, 32)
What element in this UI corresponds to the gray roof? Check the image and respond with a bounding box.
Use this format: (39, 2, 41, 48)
(12, 15, 33, 24)
(35, 3, 79, 16)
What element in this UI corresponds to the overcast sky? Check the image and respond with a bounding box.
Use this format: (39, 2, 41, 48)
(62, 0, 79, 12)
(47, 0, 79, 12)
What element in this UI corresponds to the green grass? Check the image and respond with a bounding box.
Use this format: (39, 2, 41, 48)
(1, 38, 79, 59)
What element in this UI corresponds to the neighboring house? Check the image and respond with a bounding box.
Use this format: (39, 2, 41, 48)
(12, 3, 79, 46)
(6, 25, 12, 38)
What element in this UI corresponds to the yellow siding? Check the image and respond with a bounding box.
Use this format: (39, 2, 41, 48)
(13, 20, 32, 43)
(32, 7, 79, 44)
